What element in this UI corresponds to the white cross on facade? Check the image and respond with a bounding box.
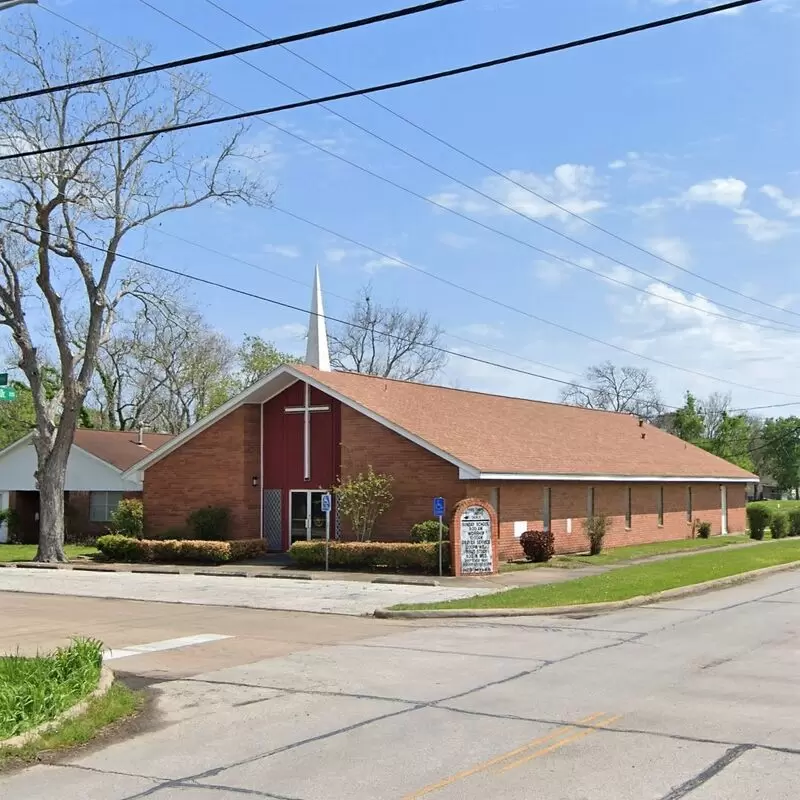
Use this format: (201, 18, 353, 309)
(284, 383, 330, 481)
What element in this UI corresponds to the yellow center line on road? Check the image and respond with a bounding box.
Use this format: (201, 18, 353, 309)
(498, 713, 623, 773)
(401, 712, 607, 799)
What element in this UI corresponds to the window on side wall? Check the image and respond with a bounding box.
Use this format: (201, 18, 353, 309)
(587, 487, 595, 518)
(625, 487, 632, 529)
(657, 486, 664, 527)
(543, 487, 551, 533)
(89, 491, 123, 523)
(686, 486, 693, 523)
(489, 487, 500, 536)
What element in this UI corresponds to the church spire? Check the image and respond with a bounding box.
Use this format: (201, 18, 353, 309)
(305, 264, 331, 371)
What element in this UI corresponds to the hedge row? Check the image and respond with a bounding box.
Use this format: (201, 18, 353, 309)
(746, 503, 800, 540)
(289, 541, 448, 572)
(96, 535, 267, 564)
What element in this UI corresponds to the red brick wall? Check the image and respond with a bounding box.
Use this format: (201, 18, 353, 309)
(339, 405, 466, 541)
(144, 405, 261, 539)
(466, 480, 747, 562)
(66, 491, 140, 541)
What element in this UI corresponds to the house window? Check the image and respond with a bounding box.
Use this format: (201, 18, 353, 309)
(625, 487, 632, 529)
(587, 487, 595, 518)
(686, 486, 693, 523)
(657, 486, 664, 527)
(542, 487, 551, 533)
(90, 492, 123, 522)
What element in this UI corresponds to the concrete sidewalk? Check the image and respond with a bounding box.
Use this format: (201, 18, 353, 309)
(0, 567, 496, 616)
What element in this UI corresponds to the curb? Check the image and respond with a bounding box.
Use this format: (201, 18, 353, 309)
(373, 559, 800, 619)
(371, 576, 439, 587)
(0, 665, 115, 750)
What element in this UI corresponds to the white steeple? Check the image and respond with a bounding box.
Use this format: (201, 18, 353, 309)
(305, 264, 331, 371)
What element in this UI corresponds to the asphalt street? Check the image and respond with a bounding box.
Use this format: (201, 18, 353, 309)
(1, 570, 799, 799)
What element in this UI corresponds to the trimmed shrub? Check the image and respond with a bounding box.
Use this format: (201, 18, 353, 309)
(788, 509, 800, 537)
(288, 541, 448, 573)
(96, 535, 266, 564)
(149, 527, 190, 541)
(771, 511, 789, 539)
(583, 514, 609, 556)
(746, 504, 771, 540)
(410, 519, 449, 543)
(696, 521, 712, 539)
(186, 506, 231, 541)
(0, 508, 21, 544)
(109, 499, 144, 539)
(519, 530, 555, 563)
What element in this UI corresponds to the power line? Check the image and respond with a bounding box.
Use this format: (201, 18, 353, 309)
(0, 0, 763, 164)
(200, 0, 800, 328)
(0, 0, 462, 104)
(145, 0, 800, 335)
(272, 205, 800, 399)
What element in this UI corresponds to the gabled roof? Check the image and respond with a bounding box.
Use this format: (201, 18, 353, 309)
(125, 364, 756, 482)
(72, 430, 175, 471)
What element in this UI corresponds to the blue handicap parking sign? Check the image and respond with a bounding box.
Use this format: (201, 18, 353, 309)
(433, 496, 445, 517)
(321, 493, 332, 513)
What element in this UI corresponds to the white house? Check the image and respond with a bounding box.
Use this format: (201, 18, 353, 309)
(0, 429, 173, 543)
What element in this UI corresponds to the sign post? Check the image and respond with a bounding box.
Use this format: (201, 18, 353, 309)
(321, 493, 332, 572)
(433, 496, 445, 577)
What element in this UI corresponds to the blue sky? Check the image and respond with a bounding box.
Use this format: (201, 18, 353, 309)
(9, 0, 800, 411)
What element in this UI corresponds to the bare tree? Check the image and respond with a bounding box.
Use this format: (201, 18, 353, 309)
(701, 391, 732, 440)
(328, 286, 446, 382)
(560, 361, 663, 420)
(0, 21, 269, 560)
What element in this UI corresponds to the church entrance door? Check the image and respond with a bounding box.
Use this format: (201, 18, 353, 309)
(289, 490, 328, 543)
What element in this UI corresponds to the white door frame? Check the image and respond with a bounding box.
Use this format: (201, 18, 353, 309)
(0, 491, 8, 543)
(720, 485, 728, 535)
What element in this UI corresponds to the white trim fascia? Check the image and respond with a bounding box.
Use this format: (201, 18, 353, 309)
(465, 471, 756, 484)
(259, 395, 264, 540)
(121, 365, 300, 477)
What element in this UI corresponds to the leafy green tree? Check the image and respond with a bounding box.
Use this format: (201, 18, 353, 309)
(671, 392, 704, 443)
(333, 466, 394, 542)
(759, 417, 800, 495)
(705, 414, 755, 471)
(238, 335, 299, 387)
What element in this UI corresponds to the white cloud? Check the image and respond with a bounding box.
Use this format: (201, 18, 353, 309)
(429, 163, 607, 222)
(761, 184, 800, 217)
(363, 254, 404, 272)
(324, 248, 349, 263)
(682, 177, 747, 208)
(607, 151, 672, 184)
(732, 209, 791, 242)
(438, 231, 476, 249)
(608, 159, 627, 169)
(259, 323, 307, 343)
(455, 323, 504, 340)
(262, 244, 300, 259)
(534, 259, 569, 286)
(645, 236, 691, 265)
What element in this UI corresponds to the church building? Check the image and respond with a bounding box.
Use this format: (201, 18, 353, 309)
(125, 268, 756, 561)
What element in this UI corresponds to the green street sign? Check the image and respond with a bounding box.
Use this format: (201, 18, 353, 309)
(0, 373, 7, 386)
(0, 387, 16, 401)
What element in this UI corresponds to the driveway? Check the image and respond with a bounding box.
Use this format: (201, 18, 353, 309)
(2, 569, 799, 798)
(0, 567, 493, 616)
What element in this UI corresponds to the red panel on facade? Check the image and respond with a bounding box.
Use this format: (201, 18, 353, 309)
(262, 380, 341, 549)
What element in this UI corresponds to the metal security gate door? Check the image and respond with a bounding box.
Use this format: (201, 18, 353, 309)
(263, 489, 283, 551)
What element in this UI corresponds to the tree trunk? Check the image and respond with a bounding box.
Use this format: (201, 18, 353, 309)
(34, 446, 69, 563)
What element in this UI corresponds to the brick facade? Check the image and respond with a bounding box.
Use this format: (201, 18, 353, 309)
(141, 378, 748, 560)
(143, 405, 261, 538)
(339, 405, 465, 540)
(466, 480, 747, 562)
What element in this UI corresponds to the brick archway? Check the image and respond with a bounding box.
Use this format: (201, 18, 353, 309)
(450, 497, 499, 577)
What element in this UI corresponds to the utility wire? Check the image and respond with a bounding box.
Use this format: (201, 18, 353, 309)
(4, 212, 798, 402)
(145, 0, 798, 335)
(0, 0, 462, 104)
(201, 0, 799, 326)
(0, 0, 764, 163)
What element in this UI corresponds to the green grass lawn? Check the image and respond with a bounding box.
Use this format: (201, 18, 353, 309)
(0, 682, 142, 771)
(499, 535, 750, 572)
(0, 544, 98, 562)
(0, 638, 103, 741)
(394, 538, 800, 611)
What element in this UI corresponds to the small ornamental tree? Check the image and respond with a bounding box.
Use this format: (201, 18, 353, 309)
(109, 499, 144, 539)
(333, 467, 394, 542)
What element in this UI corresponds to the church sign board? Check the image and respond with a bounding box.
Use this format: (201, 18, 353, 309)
(450, 498, 498, 577)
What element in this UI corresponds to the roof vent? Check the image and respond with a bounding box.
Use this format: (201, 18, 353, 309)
(641, 432, 646, 440)
(137, 426, 144, 446)
(638, 418, 644, 427)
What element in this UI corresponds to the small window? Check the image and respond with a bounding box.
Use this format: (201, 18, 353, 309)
(625, 487, 632, 529)
(587, 487, 595, 518)
(90, 491, 123, 522)
(686, 486, 693, 522)
(657, 486, 664, 527)
(542, 487, 551, 533)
